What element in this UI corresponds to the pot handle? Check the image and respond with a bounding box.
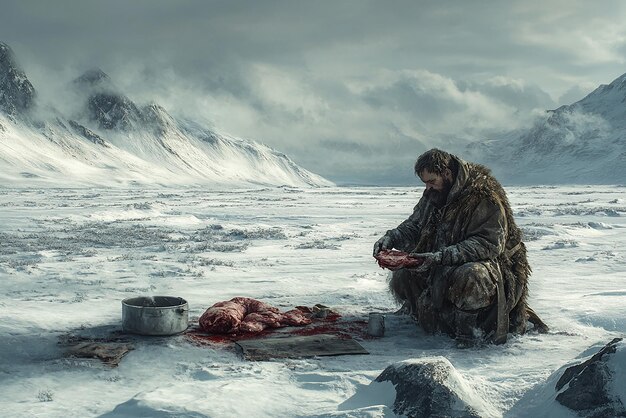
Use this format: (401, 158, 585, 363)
(176, 307, 189, 314)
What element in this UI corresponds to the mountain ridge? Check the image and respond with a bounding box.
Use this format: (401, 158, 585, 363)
(0, 43, 333, 188)
(468, 71, 626, 184)
(0, 43, 35, 117)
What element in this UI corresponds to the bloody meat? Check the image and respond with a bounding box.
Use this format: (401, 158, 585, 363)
(374, 249, 424, 270)
(199, 297, 312, 334)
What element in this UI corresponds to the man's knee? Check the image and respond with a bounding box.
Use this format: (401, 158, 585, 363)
(447, 262, 496, 310)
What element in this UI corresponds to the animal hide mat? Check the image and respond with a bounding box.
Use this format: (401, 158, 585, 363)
(236, 333, 368, 361)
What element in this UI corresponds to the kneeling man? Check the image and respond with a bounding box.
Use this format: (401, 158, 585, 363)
(373, 149, 545, 344)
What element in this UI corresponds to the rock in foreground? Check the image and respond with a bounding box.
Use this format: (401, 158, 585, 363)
(555, 338, 625, 418)
(507, 338, 626, 418)
(375, 357, 497, 418)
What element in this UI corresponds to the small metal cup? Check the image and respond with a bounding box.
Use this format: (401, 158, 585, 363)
(367, 313, 385, 337)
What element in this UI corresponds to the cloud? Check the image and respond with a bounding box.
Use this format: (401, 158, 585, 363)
(355, 70, 551, 138)
(159, 66, 551, 184)
(2, 0, 626, 184)
(516, 5, 626, 66)
(8, 53, 558, 185)
(458, 77, 555, 112)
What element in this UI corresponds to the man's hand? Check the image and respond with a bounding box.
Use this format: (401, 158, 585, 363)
(407, 251, 442, 273)
(373, 231, 397, 256)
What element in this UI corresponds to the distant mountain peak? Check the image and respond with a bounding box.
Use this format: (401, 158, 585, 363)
(0, 41, 35, 117)
(72, 68, 117, 97)
(70, 69, 143, 131)
(141, 103, 174, 135)
(468, 71, 626, 184)
(573, 71, 626, 107)
(74, 68, 111, 87)
(87, 92, 142, 130)
(0, 41, 10, 55)
(607, 71, 626, 88)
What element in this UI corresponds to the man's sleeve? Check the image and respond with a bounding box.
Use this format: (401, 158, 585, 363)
(440, 199, 507, 265)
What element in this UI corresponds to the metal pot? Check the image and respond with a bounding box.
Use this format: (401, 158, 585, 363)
(122, 296, 189, 336)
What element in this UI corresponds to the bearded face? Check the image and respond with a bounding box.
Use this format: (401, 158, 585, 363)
(419, 169, 454, 208)
(424, 177, 453, 207)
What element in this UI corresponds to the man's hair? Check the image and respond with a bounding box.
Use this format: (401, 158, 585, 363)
(414, 148, 453, 176)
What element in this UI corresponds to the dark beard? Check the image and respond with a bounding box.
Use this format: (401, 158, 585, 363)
(424, 178, 453, 208)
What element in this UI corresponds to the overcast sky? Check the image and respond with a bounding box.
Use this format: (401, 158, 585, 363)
(2, 0, 626, 184)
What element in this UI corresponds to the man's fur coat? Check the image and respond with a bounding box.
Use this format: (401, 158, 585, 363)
(388, 155, 540, 343)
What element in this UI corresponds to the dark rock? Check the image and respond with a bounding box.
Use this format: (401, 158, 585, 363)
(555, 338, 626, 418)
(196, 129, 220, 145)
(178, 120, 220, 145)
(73, 68, 111, 88)
(74, 71, 173, 135)
(141, 103, 173, 136)
(375, 357, 491, 418)
(87, 92, 143, 130)
(556, 338, 621, 391)
(0, 42, 35, 117)
(68, 120, 107, 146)
(73, 69, 145, 131)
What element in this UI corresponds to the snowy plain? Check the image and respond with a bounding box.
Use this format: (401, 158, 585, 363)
(0, 185, 624, 417)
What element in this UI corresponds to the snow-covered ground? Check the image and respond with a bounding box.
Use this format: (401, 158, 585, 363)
(0, 185, 624, 417)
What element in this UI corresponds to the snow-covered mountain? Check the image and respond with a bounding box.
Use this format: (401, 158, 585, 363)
(0, 43, 35, 117)
(469, 73, 626, 185)
(0, 42, 333, 187)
